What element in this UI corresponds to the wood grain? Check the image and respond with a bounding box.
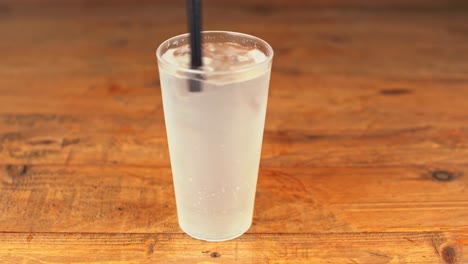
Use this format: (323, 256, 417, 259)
(1, 1, 468, 263)
(1, 166, 467, 234)
(0, 232, 466, 263)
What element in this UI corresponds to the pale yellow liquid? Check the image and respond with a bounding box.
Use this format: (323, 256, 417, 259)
(159, 42, 270, 241)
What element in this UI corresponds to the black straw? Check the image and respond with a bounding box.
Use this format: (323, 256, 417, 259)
(187, 0, 203, 92)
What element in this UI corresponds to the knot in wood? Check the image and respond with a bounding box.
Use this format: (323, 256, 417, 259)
(441, 246, 457, 263)
(432, 170, 453, 182)
(210, 252, 221, 258)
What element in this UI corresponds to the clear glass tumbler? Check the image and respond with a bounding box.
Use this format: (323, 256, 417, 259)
(156, 31, 273, 241)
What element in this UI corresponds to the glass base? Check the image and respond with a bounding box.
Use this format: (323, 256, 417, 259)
(179, 222, 251, 242)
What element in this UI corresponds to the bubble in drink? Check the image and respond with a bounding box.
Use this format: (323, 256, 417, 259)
(157, 32, 273, 241)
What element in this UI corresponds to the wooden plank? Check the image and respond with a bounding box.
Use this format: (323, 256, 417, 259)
(1, 166, 467, 233)
(1, 5, 468, 78)
(0, 6, 467, 80)
(0, 232, 466, 263)
(2, 109, 468, 167)
(2, 0, 468, 9)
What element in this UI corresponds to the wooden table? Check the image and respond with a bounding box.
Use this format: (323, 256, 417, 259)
(1, 0, 467, 263)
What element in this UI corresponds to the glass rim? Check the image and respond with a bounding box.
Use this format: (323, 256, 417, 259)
(156, 30, 274, 76)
